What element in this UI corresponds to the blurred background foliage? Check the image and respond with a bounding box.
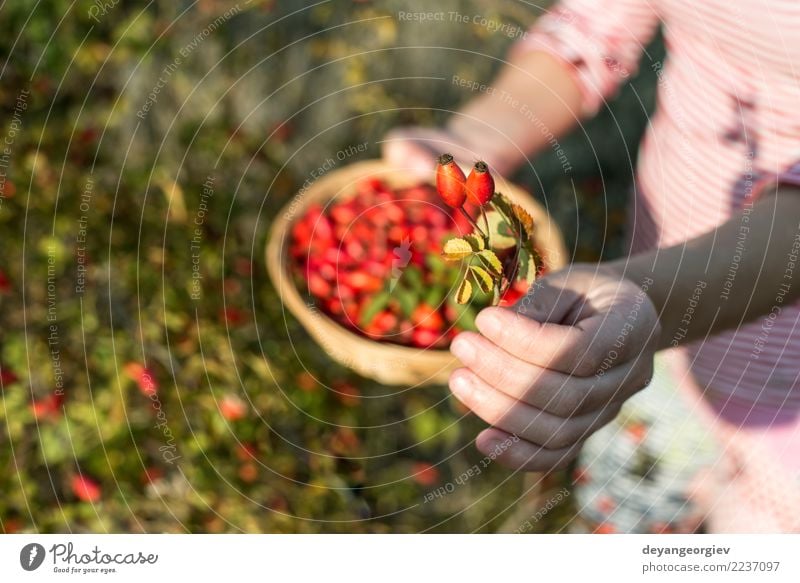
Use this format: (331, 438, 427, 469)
(0, 0, 660, 532)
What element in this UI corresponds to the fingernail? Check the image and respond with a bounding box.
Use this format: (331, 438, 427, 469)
(450, 372, 473, 399)
(450, 335, 476, 363)
(480, 437, 503, 453)
(476, 308, 502, 338)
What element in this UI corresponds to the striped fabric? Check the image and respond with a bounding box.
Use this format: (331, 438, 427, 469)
(513, 0, 800, 531)
(515, 1, 800, 447)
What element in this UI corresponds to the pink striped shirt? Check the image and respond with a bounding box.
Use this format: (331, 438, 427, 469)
(518, 0, 800, 427)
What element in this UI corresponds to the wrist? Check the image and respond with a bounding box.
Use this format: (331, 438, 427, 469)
(600, 258, 665, 346)
(602, 257, 657, 297)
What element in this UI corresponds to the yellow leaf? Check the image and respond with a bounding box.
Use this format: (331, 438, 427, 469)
(512, 203, 535, 240)
(464, 233, 485, 251)
(526, 250, 538, 283)
(469, 265, 495, 293)
(442, 237, 474, 260)
(157, 177, 187, 224)
(485, 210, 516, 250)
(477, 250, 503, 276)
(516, 246, 540, 284)
(455, 277, 472, 304)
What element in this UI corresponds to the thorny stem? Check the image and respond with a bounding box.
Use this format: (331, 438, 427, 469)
(503, 221, 527, 298)
(479, 204, 490, 242)
(459, 207, 486, 238)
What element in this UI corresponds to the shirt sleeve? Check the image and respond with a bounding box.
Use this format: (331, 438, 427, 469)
(512, 0, 661, 116)
(753, 161, 800, 200)
(775, 163, 800, 189)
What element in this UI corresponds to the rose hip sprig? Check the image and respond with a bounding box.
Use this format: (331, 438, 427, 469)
(435, 154, 540, 305)
(436, 154, 486, 236)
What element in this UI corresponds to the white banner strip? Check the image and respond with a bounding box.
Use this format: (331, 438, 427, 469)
(1, 534, 799, 582)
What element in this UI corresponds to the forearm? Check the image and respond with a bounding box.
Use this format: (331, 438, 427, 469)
(605, 187, 800, 350)
(447, 51, 583, 175)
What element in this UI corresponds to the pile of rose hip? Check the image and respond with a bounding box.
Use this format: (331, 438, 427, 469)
(289, 178, 524, 348)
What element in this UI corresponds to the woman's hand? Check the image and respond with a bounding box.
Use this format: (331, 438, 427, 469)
(449, 265, 661, 472)
(381, 126, 477, 177)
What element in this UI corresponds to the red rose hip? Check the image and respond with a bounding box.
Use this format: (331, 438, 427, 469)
(435, 154, 466, 208)
(465, 161, 494, 205)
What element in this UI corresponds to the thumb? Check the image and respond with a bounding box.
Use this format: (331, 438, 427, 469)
(511, 276, 583, 325)
(381, 129, 439, 178)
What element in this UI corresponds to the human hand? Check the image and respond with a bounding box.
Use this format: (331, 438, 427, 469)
(381, 126, 477, 178)
(448, 264, 661, 471)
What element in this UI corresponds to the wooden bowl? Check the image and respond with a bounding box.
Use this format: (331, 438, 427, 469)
(266, 160, 567, 386)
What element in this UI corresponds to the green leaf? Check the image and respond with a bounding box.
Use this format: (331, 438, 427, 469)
(455, 277, 472, 304)
(359, 291, 390, 327)
(469, 265, 495, 293)
(491, 192, 514, 221)
(424, 284, 446, 307)
(403, 265, 424, 292)
(410, 408, 441, 444)
(515, 248, 531, 282)
(491, 193, 516, 225)
(491, 192, 534, 242)
(395, 288, 418, 318)
(517, 247, 538, 283)
(457, 307, 478, 331)
(425, 253, 447, 276)
(476, 249, 503, 276)
(443, 237, 474, 260)
(464, 233, 485, 251)
(447, 298, 478, 331)
(39, 424, 70, 464)
(515, 238, 541, 282)
(485, 210, 516, 250)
